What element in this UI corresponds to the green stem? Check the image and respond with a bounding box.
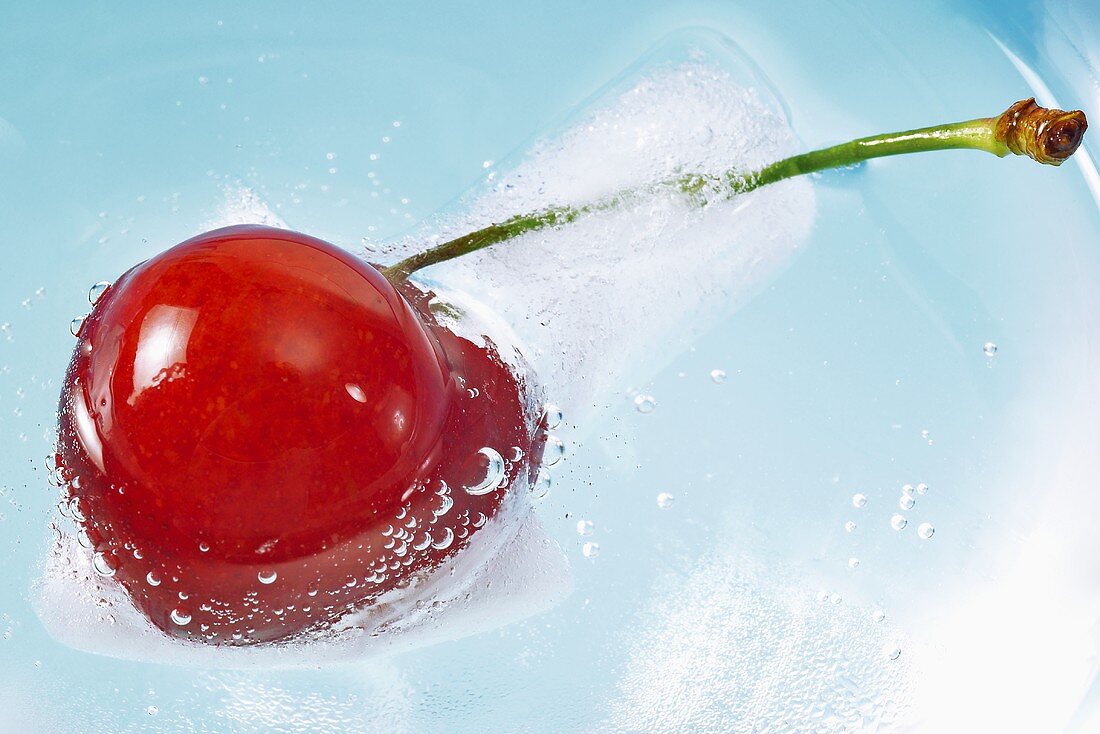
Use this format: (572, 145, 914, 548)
(383, 98, 1086, 281)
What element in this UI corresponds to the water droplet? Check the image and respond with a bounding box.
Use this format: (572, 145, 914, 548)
(542, 403, 563, 429)
(70, 315, 88, 337)
(582, 541, 600, 558)
(656, 492, 675, 509)
(983, 341, 998, 357)
(848, 557, 860, 569)
(532, 467, 552, 499)
(576, 520, 594, 536)
(882, 643, 902, 661)
(92, 552, 116, 577)
(633, 394, 656, 413)
(709, 369, 727, 384)
(916, 482, 929, 495)
(542, 435, 565, 466)
(851, 493, 868, 508)
(463, 447, 506, 495)
(87, 281, 111, 305)
(917, 522, 935, 540)
(431, 527, 454, 551)
(844, 520, 857, 533)
(258, 570, 277, 585)
(345, 383, 367, 403)
(891, 514, 908, 531)
(899, 495, 916, 510)
(170, 609, 191, 626)
(146, 571, 161, 586)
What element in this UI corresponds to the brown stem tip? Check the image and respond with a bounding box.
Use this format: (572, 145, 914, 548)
(995, 98, 1088, 165)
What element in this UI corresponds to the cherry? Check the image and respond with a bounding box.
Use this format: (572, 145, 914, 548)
(56, 225, 543, 644)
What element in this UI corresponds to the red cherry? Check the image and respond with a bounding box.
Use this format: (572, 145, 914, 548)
(56, 225, 542, 644)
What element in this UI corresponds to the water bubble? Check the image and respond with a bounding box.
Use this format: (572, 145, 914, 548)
(873, 608, 887, 623)
(258, 570, 277, 585)
(901, 483, 914, 496)
(146, 571, 161, 587)
(198, 542, 210, 553)
(463, 448, 506, 495)
(509, 446, 524, 462)
(633, 394, 656, 413)
(917, 522, 935, 540)
(467, 387, 479, 398)
(542, 403, 563, 429)
(70, 315, 88, 337)
(542, 435, 565, 466)
(983, 341, 998, 358)
(916, 482, 929, 495)
(92, 552, 116, 577)
(68, 496, 85, 522)
(709, 369, 727, 384)
(482, 160, 493, 169)
(847, 557, 860, 569)
(345, 383, 368, 403)
(656, 492, 675, 509)
(576, 520, 594, 536)
(829, 592, 842, 605)
(532, 467, 552, 499)
(891, 514, 908, 531)
(844, 520, 857, 533)
(170, 609, 191, 626)
(582, 541, 600, 558)
(87, 281, 111, 305)
(146, 706, 158, 716)
(851, 493, 868, 508)
(899, 495, 916, 510)
(882, 643, 902, 661)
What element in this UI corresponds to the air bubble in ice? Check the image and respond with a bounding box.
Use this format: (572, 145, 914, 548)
(542, 435, 565, 466)
(983, 341, 998, 357)
(656, 492, 675, 509)
(576, 520, 595, 536)
(532, 467, 552, 499)
(463, 447, 506, 495)
(916, 482, 929, 495)
(844, 520, 857, 533)
(891, 514, 908, 531)
(917, 522, 935, 540)
(848, 557, 860, 569)
(882, 643, 902, 661)
(582, 542, 600, 558)
(542, 403, 563, 429)
(899, 495, 916, 510)
(851, 493, 867, 509)
(709, 369, 727, 383)
(633, 394, 656, 413)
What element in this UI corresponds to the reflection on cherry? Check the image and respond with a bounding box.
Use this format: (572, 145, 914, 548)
(56, 225, 543, 644)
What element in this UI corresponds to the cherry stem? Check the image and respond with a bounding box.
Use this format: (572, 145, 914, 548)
(383, 98, 1087, 282)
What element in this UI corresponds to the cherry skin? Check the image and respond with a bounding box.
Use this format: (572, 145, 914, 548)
(56, 225, 542, 644)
